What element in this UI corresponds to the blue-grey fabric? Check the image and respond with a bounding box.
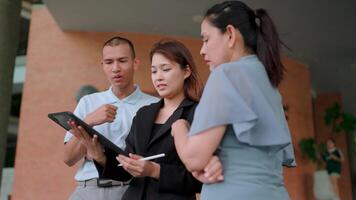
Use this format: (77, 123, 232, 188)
(189, 55, 295, 166)
(200, 126, 291, 200)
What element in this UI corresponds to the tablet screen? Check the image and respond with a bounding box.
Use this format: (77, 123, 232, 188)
(48, 111, 128, 156)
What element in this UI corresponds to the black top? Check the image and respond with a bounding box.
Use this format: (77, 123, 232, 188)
(323, 148, 342, 174)
(140, 123, 162, 199)
(95, 99, 202, 200)
(150, 123, 164, 142)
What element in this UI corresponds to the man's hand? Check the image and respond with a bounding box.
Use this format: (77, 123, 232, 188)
(84, 104, 118, 126)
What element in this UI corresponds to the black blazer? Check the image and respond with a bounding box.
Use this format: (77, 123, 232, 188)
(95, 98, 202, 200)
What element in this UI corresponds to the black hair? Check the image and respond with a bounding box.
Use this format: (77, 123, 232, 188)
(205, 1, 285, 87)
(103, 36, 136, 58)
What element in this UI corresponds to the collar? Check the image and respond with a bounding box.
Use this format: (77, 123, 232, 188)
(155, 98, 196, 110)
(177, 98, 196, 109)
(104, 85, 142, 105)
(234, 54, 258, 63)
(212, 54, 258, 72)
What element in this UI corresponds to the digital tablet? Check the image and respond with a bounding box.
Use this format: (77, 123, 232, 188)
(48, 111, 128, 156)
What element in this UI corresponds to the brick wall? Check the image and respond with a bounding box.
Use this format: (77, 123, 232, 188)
(313, 93, 352, 200)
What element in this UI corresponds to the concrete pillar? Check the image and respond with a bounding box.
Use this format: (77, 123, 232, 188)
(0, 0, 21, 188)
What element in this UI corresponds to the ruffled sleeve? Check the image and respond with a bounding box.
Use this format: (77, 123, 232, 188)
(189, 58, 296, 167)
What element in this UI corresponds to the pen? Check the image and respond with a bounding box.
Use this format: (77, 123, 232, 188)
(118, 153, 165, 167)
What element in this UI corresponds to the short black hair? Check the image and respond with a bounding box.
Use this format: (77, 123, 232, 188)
(102, 36, 136, 58)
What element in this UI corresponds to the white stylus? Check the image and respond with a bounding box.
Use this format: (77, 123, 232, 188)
(117, 153, 165, 167)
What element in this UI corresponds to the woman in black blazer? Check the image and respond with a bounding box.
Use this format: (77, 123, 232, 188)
(70, 39, 218, 199)
(106, 98, 201, 200)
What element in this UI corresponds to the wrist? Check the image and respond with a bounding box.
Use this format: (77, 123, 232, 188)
(84, 115, 99, 126)
(150, 162, 160, 179)
(95, 153, 107, 166)
(84, 117, 94, 126)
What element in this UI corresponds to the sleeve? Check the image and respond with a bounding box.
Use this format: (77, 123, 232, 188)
(189, 65, 296, 167)
(158, 164, 201, 194)
(64, 97, 87, 143)
(94, 117, 138, 181)
(279, 143, 296, 167)
(189, 67, 257, 139)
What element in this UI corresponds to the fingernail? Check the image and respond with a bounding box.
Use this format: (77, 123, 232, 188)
(218, 175, 224, 180)
(204, 173, 210, 178)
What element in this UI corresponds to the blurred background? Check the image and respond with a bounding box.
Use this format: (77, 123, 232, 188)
(0, 0, 355, 199)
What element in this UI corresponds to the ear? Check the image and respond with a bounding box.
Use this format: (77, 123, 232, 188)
(184, 66, 192, 79)
(226, 25, 237, 48)
(133, 58, 140, 71)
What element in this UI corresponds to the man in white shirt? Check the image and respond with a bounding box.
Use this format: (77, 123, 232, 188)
(64, 36, 158, 200)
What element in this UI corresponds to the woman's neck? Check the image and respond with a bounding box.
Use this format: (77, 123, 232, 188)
(154, 92, 186, 124)
(163, 92, 185, 111)
(230, 48, 252, 63)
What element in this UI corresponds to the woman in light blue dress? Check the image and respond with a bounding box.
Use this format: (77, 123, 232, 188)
(171, 1, 295, 199)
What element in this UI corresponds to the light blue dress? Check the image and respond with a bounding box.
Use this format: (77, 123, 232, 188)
(189, 55, 295, 200)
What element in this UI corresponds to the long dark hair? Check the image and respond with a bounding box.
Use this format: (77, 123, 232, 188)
(149, 39, 202, 101)
(205, 1, 285, 87)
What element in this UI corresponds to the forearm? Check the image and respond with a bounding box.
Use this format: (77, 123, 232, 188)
(173, 125, 226, 172)
(174, 133, 212, 171)
(84, 117, 96, 126)
(63, 137, 86, 166)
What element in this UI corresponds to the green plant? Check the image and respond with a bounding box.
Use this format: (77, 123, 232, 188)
(299, 102, 356, 164)
(299, 102, 356, 165)
(299, 138, 317, 162)
(299, 137, 326, 170)
(324, 102, 356, 135)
